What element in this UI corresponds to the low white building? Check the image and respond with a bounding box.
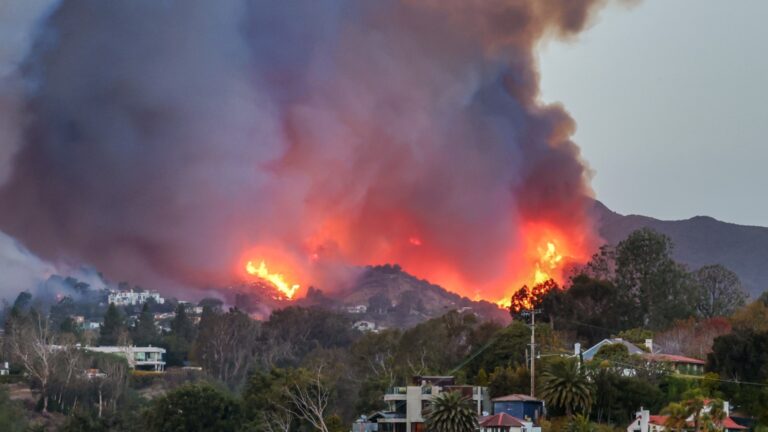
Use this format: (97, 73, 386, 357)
(108, 289, 165, 306)
(346, 305, 368, 314)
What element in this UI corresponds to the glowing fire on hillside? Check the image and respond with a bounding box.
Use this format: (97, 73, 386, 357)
(245, 260, 300, 299)
(240, 218, 590, 309)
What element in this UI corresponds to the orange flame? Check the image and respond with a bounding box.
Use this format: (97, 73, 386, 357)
(245, 260, 300, 299)
(533, 241, 563, 285)
(496, 226, 575, 308)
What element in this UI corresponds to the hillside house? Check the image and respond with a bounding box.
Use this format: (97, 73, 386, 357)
(108, 289, 165, 306)
(627, 401, 747, 431)
(85, 346, 166, 371)
(377, 376, 490, 432)
(353, 320, 378, 333)
(578, 339, 705, 375)
(479, 412, 541, 432)
(492, 394, 545, 423)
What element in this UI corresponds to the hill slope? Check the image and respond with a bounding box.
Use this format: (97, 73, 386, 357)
(594, 201, 768, 297)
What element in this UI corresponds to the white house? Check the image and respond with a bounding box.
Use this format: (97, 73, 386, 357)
(353, 320, 377, 333)
(108, 289, 165, 306)
(85, 346, 166, 372)
(345, 305, 368, 314)
(626, 401, 747, 432)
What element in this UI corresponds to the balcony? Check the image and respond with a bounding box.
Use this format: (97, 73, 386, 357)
(383, 387, 407, 401)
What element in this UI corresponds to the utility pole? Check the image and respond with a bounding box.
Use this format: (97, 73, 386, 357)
(526, 307, 541, 398)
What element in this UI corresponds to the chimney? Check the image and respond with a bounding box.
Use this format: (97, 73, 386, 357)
(636, 408, 650, 431)
(645, 339, 653, 353)
(574, 342, 581, 356)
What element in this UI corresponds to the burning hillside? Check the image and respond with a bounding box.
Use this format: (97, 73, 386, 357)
(0, 0, 605, 303)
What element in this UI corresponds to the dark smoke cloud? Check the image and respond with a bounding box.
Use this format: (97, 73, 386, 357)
(0, 0, 609, 300)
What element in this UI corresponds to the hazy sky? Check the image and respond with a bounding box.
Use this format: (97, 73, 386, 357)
(539, 0, 768, 226)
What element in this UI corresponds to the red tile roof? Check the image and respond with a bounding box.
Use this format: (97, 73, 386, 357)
(722, 417, 748, 430)
(479, 413, 526, 428)
(643, 353, 706, 365)
(645, 414, 746, 430)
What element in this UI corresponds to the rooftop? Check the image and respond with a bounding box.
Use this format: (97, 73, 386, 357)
(479, 413, 526, 428)
(492, 394, 542, 402)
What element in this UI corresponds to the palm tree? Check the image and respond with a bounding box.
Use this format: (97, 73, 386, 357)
(662, 402, 689, 432)
(567, 414, 595, 432)
(701, 399, 726, 432)
(684, 396, 706, 431)
(538, 359, 593, 417)
(424, 391, 478, 432)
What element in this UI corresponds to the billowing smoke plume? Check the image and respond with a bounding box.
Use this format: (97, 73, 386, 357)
(0, 0, 607, 301)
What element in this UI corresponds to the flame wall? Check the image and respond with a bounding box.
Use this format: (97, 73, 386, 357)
(0, 0, 607, 301)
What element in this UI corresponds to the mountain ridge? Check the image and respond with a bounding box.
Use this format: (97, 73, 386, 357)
(593, 200, 768, 297)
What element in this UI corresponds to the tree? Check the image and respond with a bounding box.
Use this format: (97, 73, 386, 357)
(614, 228, 695, 329)
(8, 310, 59, 412)
(165, 303, 197, 366)
(541, 274, 631, 344)
(170, 303, 196, 342)
(423, 390, 478, 432)
(693, 265, 747, 318)
(538, 358, 593, 417)
(566, 414, 595, 432)
(488, 366, 529, 399)
(131, 303, 158, 346)
(242, 368, 297, 432)
(192, 308, 259, 388)
(662, 402, 688, 431)
(145, 383, 241, 432)
(99, 303, 126, 346)
(707, 330, 768, 383)
(509, 279, 558, 316)
(281, 366, 332, 432)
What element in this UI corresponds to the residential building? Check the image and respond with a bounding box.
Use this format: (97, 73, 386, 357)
(345, 305, 368, 314)
(85, 346, 166, 371)
(378, 376, 490, 432)
(354, 320, 378, 333)
(491, 394, 545, 422)
(579, 338, 648, 361)
(107, 289, 165, 306)
(0, 361, 9, 376)
(577, 339, 706, 376)
(82, 320, 102, 330)
(627, 401, 747, 431)
(479, 412, 541, 432)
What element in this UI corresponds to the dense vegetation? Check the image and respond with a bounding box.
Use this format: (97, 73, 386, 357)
(1, 227, 765, 431)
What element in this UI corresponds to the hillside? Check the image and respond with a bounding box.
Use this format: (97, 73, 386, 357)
(594, 201, 768, 297)
(293, 264, 511, 328)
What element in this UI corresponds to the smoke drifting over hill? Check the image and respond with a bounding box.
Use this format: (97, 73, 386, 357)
(0, 0, 609, 301)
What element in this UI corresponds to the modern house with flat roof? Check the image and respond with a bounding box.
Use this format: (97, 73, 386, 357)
(85, 346, 166, 371)
(378, 376, 490, 432)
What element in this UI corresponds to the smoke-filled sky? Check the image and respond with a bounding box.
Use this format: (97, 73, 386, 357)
(0, 0, 765, 301)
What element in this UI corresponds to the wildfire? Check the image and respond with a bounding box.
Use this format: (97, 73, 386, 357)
(496, 235, 569, 309)
(533, 241, 563, 285)
(245, 260, 300, 299)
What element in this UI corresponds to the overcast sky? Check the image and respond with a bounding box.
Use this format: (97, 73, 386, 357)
(539, 0, 768, 226)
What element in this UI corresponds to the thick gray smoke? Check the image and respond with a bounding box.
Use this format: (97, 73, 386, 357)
(0, 0, 610, 300)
